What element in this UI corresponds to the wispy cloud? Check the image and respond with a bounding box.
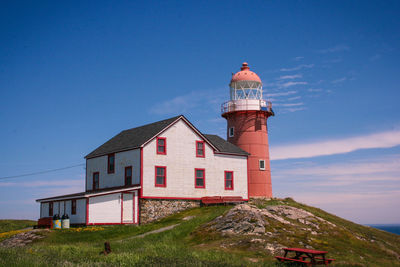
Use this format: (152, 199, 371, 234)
(294, 56, 304, 61)
(266, 90, 297, 97)
(0, 179, 84, 188)
(275, 102, 304, 107)
(278, 74, 303, 80)
(287, 96, 301, 101)
(318, 45, 350, 54)
(281, 81, 307, 88)
(270, 129, 400, 160)
(307, 88, 323, 92)
(332, 77, 347, 84)
(280, 64, 314, 72)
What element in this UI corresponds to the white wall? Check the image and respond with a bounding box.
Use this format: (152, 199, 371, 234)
(40, 199, 86, 224)
(86, 149, 140, 190)
(142, 119, 248, 199)
(88, 193, 121, 224)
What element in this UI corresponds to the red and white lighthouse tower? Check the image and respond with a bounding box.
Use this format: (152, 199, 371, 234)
(221, 62, 274, 198)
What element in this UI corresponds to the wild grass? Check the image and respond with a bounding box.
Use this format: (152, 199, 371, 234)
(1, 200, 399, 266)
(0, 219, 36, 233)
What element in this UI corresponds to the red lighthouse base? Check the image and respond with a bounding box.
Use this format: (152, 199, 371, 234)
(223, 110, 273, 198)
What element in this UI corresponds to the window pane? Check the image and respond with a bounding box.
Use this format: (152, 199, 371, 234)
(226, 172, 232, 180)
(156, 176, 164, 185)
(225, 180, 232, 188)
(259, 160, 265, 169)
(126, 168, 132, 177)
(196, 170, 204, 178)
(158, 139, 165, 146)
(196, 178, 204, 187)
(158, 146, 165, 153)
(157, 167, 164, 176)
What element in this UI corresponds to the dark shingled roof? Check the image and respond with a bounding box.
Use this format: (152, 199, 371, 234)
(204, 134, 249, 156)
(85, 115, 249, 159)
(85, 115, 181, 158)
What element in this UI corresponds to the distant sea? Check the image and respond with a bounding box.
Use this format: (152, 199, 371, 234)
(367, 224, 400, 235)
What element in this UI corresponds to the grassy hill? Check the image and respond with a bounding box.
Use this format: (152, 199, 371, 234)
(0, 220, 36, 233)
(0, 199, 399, 266)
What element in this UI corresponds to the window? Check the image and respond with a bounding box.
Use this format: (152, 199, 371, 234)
(93, 172, 99, 190)
(196, 141, 205, 158)
(155, 166, 166, 187)
(259, 160, 266, 170)
(195, 168, 205, 188)
(108, 154, 115, 173)
(71, 199, 76, 215)
(225, 171, 234, 190)
(156, 137, 166, 155)
(49, 202, 53, 216)
(229, 127, 234, 137)
(125, 166, 132, 186)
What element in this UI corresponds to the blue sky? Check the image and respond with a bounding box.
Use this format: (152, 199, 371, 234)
(0, 1, 399, 224)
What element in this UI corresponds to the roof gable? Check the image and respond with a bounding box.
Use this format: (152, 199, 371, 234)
(85, 115, 248, 159)
(85, 115, 181, 158)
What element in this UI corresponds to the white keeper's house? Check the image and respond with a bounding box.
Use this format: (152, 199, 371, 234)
(36, 62, 274, 225)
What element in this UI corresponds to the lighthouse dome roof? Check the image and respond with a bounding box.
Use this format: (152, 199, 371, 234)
(230, 62, 262, 84)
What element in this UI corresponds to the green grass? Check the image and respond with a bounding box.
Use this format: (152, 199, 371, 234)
(0, 220, 36, 233)
(0, 206, 279, 266)
(1, 200, 399, 266)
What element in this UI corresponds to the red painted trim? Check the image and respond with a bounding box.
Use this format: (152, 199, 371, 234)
(125, 166, 132, 186)
(89, 189, 139, 198)
(141, 196, 203, 200)
(85, 160, 88, 192)
(71, 199, 77, 214)
(87, 222, 138, 225)
(156, 137, 167, 155)
(224, 171, 234, 190)
(86, 198, 89, 225)
(155, 166, 167, 187)
(120, 193, 123, 224)
(92, 172, 99, 190)
(140, 148, 143, 198)
(141, 196, 249, 201)
(194, 168, 205, 188)
(247, 157, 250, 200)
(132, 192, 135, 224)
(196, 141, 205, 158)
(107, 153, 115, 174)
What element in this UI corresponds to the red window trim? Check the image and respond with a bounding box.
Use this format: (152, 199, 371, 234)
(49, 202, 53, 216)
(125, 166, 132, 186)
(107, 153, 115, 174)
(194, 168, 205, 188)
(196, 141, 205, 158)
(224, 171, 234, 190)
(93, 172, 100, 190)
(71, 199, 77, 214)
(155, 166, 166, 187)
(156, 137, 167, 155)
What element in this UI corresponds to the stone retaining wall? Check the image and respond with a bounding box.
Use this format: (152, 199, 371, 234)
(140, 199, 200, 224)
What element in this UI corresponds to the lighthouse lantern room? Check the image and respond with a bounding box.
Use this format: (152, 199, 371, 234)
(221, 62, 274, 198)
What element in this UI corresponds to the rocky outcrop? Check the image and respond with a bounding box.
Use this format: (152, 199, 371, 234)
(140, 199, 200, 224)
(0, 229, 48, 248)
(197, 202, 338, 255)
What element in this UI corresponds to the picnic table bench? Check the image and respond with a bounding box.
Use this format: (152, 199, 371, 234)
(275, 247, 335, 266)
(201, 196, 244, 205)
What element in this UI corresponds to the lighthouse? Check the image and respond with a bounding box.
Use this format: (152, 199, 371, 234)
(221, 62, 274, 198)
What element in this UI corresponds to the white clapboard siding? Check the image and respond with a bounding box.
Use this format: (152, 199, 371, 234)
(86, 149, 140, 191)
(142, 119, 248, 199)
(88, 193, 121, 224)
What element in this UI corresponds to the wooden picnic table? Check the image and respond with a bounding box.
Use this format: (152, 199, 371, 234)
(275, 247, 335, 266)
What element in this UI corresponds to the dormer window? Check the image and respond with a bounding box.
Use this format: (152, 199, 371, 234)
(107, 154, 115, 173)
(196, 141, 205, 158)
(229, 127, 234, 137)
(157, 137, 166, 155)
